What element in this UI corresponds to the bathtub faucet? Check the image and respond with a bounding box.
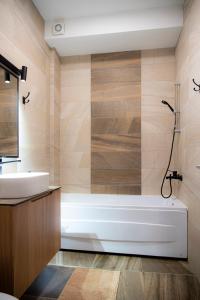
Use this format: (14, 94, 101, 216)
(166, 171, 183, 181)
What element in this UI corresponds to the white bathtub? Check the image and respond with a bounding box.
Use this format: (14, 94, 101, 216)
(61, 194, 188, 258)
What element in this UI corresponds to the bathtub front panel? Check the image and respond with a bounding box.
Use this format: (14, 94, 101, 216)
(61, 195, 187, 258)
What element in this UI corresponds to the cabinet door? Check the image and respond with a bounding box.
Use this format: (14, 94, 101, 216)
(0, 207, 13, 294)
(29, 195, 46, 281)
(11, 189, 61, 298)
(13, 201, 30, 298)
(45, 190, 61, 261)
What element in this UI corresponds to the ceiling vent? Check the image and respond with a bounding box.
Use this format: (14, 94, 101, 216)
(52, 21, 65, 35)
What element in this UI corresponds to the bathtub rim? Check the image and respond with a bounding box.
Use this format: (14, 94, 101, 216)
(61, 193, 187, 211)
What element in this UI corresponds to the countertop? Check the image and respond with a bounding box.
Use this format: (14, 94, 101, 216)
(0, 186, 61, 206)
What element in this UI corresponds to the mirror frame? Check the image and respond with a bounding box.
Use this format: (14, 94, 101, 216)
(0, 54, 20, 158)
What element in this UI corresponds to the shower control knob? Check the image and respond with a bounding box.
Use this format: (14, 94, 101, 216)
(166, 171, 183, 181)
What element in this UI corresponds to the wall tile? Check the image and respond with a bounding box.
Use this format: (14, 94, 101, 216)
(0, 0, 52, 175)
(60, 55, 91, 192)
(175, 0, 200, 276)
(141, 48, 176, 195)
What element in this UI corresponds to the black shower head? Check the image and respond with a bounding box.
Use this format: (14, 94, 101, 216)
(161, 100, 175, 113)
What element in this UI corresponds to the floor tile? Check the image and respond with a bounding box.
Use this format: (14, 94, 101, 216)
(92, 254, 142, 271)
(50, 251, 96, 268)
(116, 271, 200, 300)
(22, 265, 74, 299)
(144, 272, 200, 300)
(58, 268, 120, 300)
(141, 257, 191, 275)
(21, 297, 55, 300)
(117, 271, 144, 300)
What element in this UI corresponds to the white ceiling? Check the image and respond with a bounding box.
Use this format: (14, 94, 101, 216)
(32, 0, 184, 56)
(33, 0, 184, 20)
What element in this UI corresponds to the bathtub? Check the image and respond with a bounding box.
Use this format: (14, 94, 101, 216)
(61, 194, 187, 258)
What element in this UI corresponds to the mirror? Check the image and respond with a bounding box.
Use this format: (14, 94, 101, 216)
(0, 66, 18, 157)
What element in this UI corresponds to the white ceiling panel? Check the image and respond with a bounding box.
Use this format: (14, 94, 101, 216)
(33, 0, 184, 20)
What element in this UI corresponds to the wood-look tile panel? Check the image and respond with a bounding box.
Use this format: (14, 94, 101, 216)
(91, 51, 141, 68)
(91, 51, 141, 194)
(92, 66, 141, 84)
(92, 152, 141, 170)
(92, 82, 141, 102)
(92, 134, 140, 152)
(92, 99, 140, 118)
(92, 169, 141, 185)
(91, 184, 141, 195)
(91, 117, 141, 135)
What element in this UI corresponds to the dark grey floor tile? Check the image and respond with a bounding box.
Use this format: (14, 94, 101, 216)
(92, 254, 142, 271)
(22, 265, 74, 299)
(141, 257, 191, 275)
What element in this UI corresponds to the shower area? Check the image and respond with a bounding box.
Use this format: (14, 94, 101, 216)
(60, 49, 187, 258)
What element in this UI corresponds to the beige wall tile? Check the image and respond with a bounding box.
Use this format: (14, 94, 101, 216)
(50, 49, 61, 185)
(0, 0, 54, 175)
(142, 81, 175, 98)
(141, 48, 176, 195)
(175, 0, 200, 276)
(60, 55, 91, 192)
(62, 184, 90, 194)
(61, 85, 91, 102)
(142, 63, 175, 82)
(60, 168, 90, 186)
(60, 152, 91, 169)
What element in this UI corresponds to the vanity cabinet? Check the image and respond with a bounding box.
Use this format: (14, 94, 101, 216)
(0, 188, 61, 298)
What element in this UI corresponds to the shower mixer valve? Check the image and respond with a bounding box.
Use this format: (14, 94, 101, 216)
(166, 171, 183, 181)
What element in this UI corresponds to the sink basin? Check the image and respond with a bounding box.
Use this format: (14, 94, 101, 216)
(0, 172, 49, 198)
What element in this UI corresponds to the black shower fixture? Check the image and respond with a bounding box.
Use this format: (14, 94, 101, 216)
(160, 100, 183, 198)
(161, 100, 175, 113)
(4, 71, 10, 83)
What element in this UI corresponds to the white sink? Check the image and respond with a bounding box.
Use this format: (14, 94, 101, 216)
(0, 172, 49, 198)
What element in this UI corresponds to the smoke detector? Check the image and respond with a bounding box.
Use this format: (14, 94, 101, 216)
(52, 21, 65, 35)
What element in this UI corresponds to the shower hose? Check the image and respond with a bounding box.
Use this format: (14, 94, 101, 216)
(161, 113, 177, 198)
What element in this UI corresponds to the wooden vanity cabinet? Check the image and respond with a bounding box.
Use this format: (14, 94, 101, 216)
(0, 188, 61, 298)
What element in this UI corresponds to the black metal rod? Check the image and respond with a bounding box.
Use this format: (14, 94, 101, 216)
(0, 54, 21, 77)
(0, 159, 21, 165)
